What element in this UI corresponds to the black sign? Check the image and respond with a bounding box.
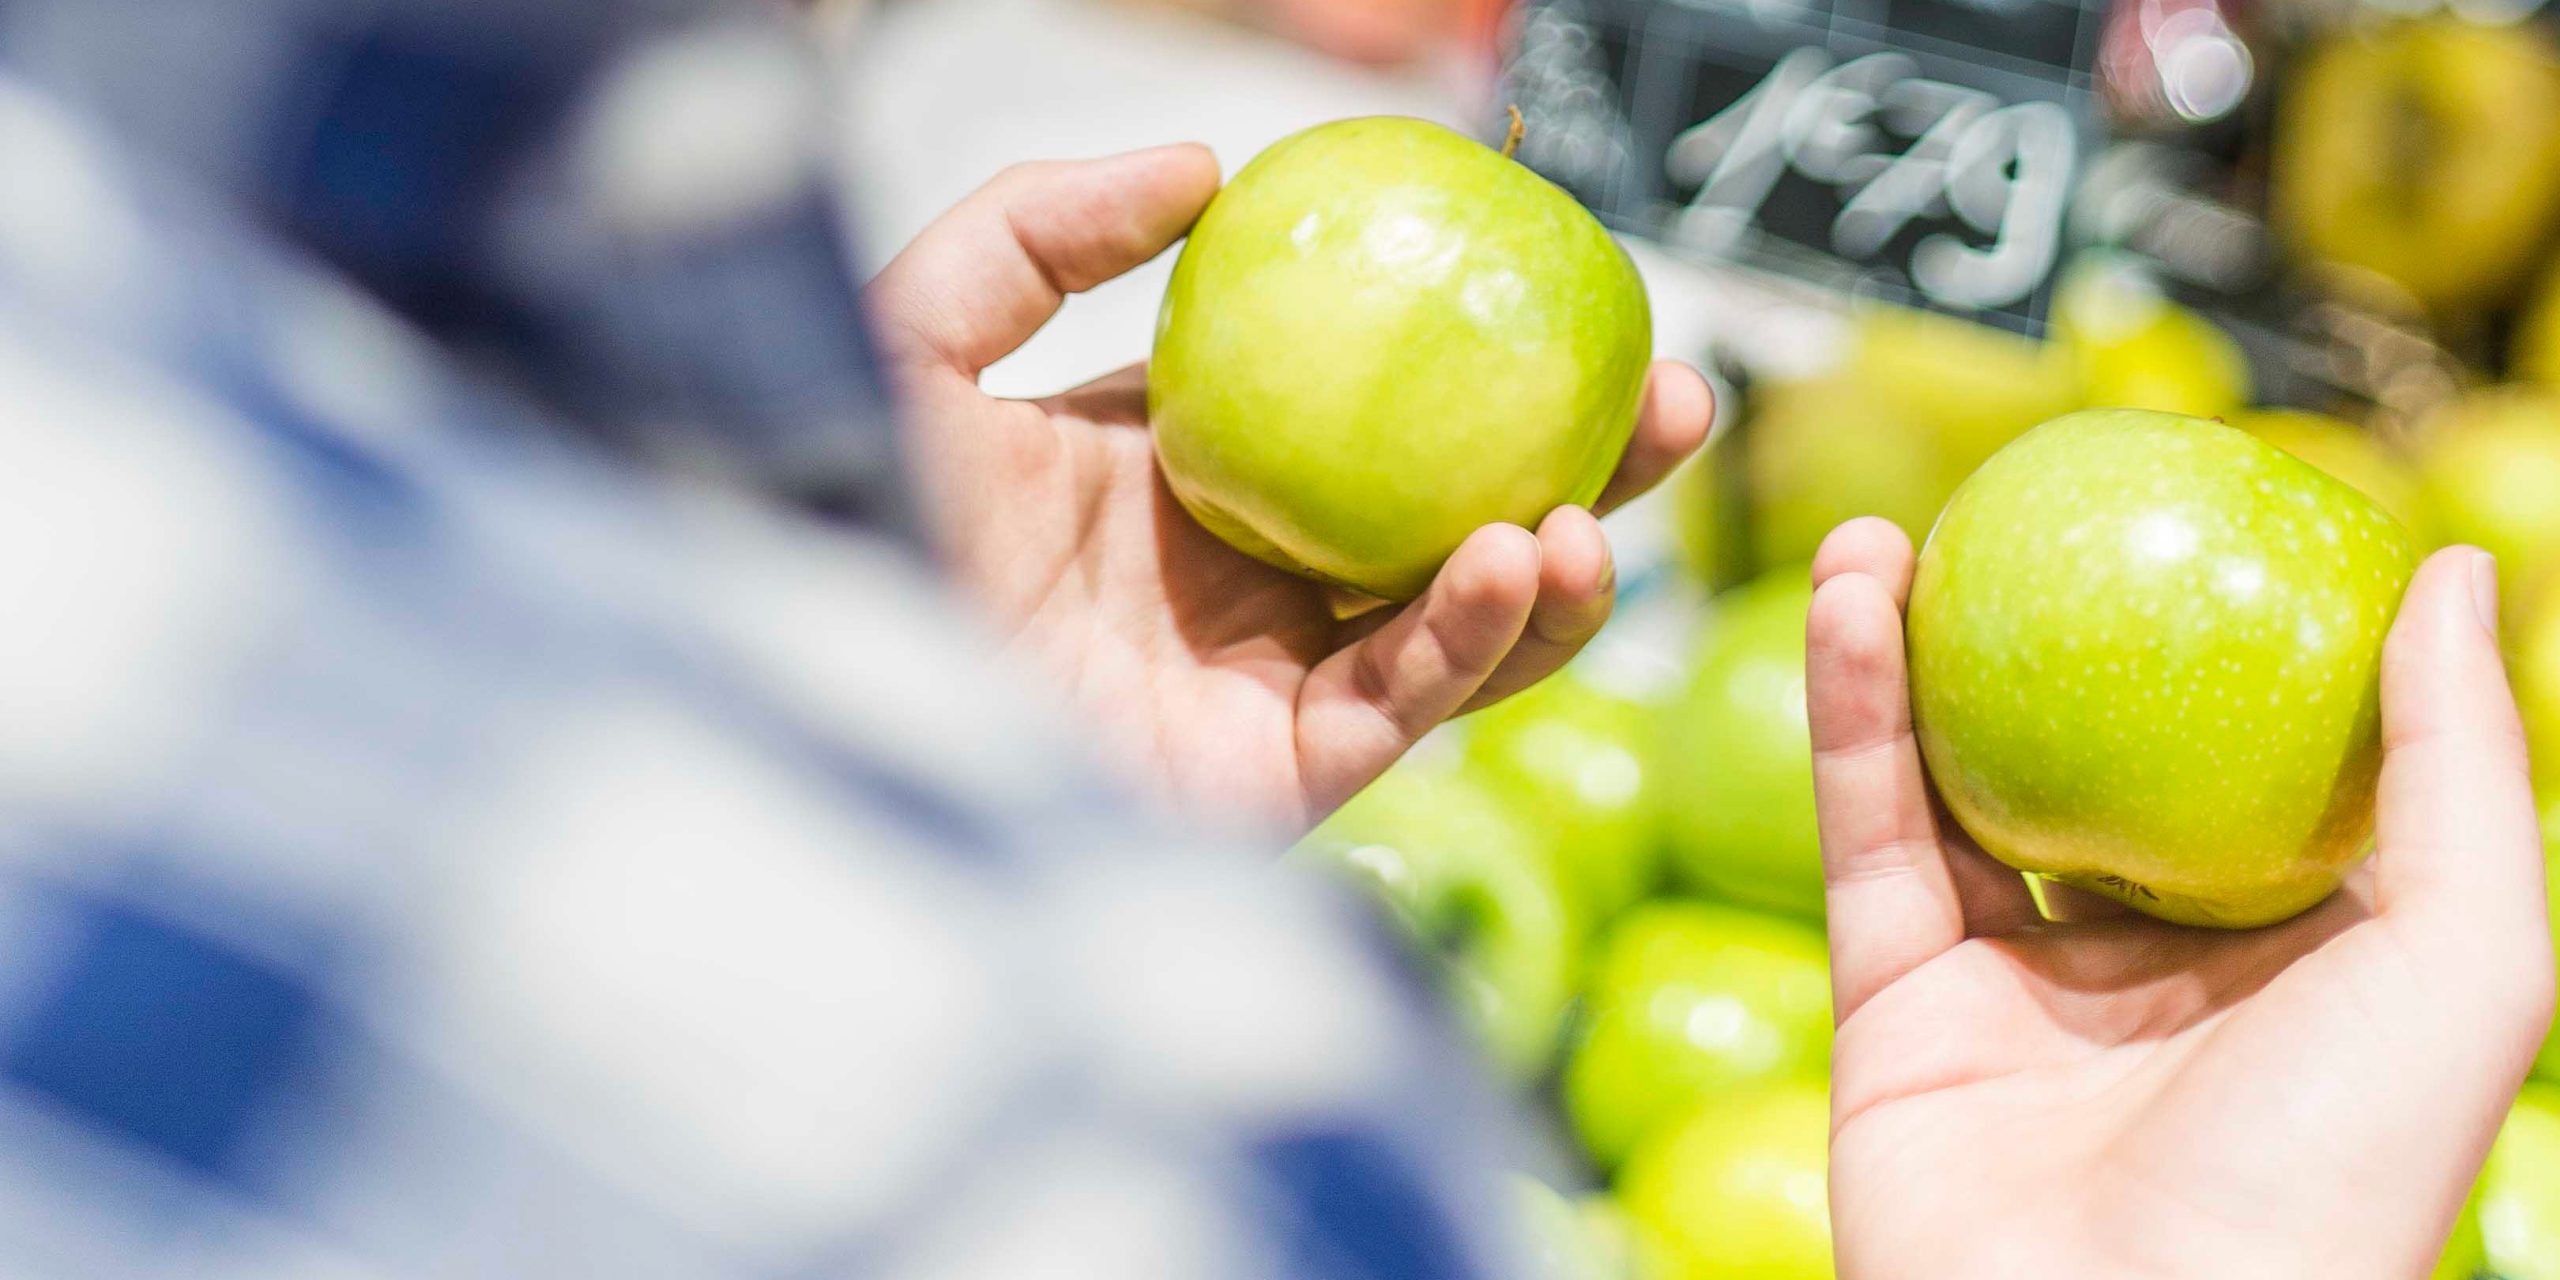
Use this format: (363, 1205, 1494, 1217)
(1500, 0, 2107, 333)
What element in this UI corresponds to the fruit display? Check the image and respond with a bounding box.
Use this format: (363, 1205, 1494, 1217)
(1564, 901, 1831, 1169)
(2271, 16, 2560, 320)
(2485, 1085, 2560, 1280)
(1656, 571, 1823, 918)
(2415, 389, 2560, 605)
(1150, 115, 1651, 600)
(1616, 1081, 1834, 1280)
(1907, 409, 2418, 927)
(1462, 671, 1666, 923)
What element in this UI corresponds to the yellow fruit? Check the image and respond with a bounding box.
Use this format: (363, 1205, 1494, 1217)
(2053, 261, 2251, 418)
(2272, 18, 2560, 318)
(2415, 388, 2560, 603)
(1844, 303, 2083, 475)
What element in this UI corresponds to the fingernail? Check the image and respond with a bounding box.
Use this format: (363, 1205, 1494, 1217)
(2472, 551, 2501, 634)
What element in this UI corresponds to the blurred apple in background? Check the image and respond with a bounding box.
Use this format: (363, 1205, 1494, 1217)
(2438, 1186, 2490, 1280)
(1617, 1080, 1833, 1280)
(1658, 571, 1823, 918)
(1716, 376, 1955, 576)
(2231, 408, 2426, 534)
(1463, 671, 1664, 925)
(2272, 16, 2560, 321)
(1671, 451, 1752, 594)
(2053, 258, 2251, 418)
(2515, 590, 2560, 804)
(1564, 901, 1831, 1169)
(2485, 1084, 2560, 1280)
(1843, 304, 2082, 477)
(1295, 757, 1578, 1076)
(2417, 388, 2560, 606)
(1151, 116, 1652, 600)
(1910, 410, 2417, 927)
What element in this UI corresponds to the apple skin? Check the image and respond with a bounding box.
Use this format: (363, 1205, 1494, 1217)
(2232, 409, 2428, 536)
(1739, 377, 1958, 575)
(2533, 803, 2560, 1082)
(1461, 670, 1663, 924)
(1149, 116, 1652, 600)
(2054, 263, 2250, 419)
(2515, 586, 2560, 806)
(2417, 389, 2560, 606)
(1658, 571, 1824, 918)
(1510, 1177, 1657, 1280)
(1294, 757, 1577, 1077)
(1909, 409, 2418, 928)
(2484, 1083, 2560, 1280)
(1845, 303, 2082, 477)
(1563, 900, 1832, 1170)
(2273, 17, 2560, 318)
(1617, 1080, 1833, 1280)
(2438, 1184, 2489, 1280)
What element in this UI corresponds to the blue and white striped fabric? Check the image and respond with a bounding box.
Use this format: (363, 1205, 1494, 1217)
(0, 2, 1553, 1275)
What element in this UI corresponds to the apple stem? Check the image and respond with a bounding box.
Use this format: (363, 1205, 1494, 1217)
(1502, 105, 1524, 160)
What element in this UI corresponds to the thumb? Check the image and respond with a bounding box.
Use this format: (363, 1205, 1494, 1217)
(2373, 547, 2552, 1022)
(866, 144, 1221, 379)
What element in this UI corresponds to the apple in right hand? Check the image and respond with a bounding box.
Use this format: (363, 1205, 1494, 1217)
(1563, 900, 1832, 1169)
(1909, 409, 2417, 927)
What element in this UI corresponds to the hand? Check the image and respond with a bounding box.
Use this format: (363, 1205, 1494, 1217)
(1807, 517, 2555, 1280)
(865, 145, 1711, 830)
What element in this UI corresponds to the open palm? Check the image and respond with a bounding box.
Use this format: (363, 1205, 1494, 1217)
(1806, 517, 2554, 1279)
(867, 144, 1711, 829)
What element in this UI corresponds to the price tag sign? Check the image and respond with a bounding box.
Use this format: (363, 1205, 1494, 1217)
(1500, 0, 2107, 333)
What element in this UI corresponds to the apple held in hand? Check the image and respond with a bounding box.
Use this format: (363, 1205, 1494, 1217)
(1618, 1080, 1834, 1280)
(1150, 116, 1652, 601)
(1659, 571, 1824, 917)
(1909, 409, 2419, 928)
(1564, 900, 1831, 1169)
(1294, 757, 1577, 1076)
(2232, 408, 2427, 534)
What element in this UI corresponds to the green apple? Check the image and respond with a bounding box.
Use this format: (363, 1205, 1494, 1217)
(1671, 451, 1751, 594)
(2272, 17, 2560, 318)
(2417, 389, 2560, 605)
(1150, 116, 1652, 600)
(2484, 1083, 2560, 1279)
(2232, 408, 2427, 535)
(1564, 900, 1832, 1169)
(1844, 302, 2083, 475)
(1658, 571, 1823, 917)
(2440, 1183, 2490, 1280)
(2533, 803, 2560, 1082)
(1295, 756, 1576, 1075)
(1618, 1080, 1833, 1280)
(1908, 409, 2419, 928)
(2515, 586, 2560, 805)
(1743, 376, 1956, 573)
(2053, 260, 2250, 419)
(1462, 670, 1663, 923)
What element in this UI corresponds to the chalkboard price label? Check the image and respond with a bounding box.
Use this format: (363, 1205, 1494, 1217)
(1500, 0, 2107, 332)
